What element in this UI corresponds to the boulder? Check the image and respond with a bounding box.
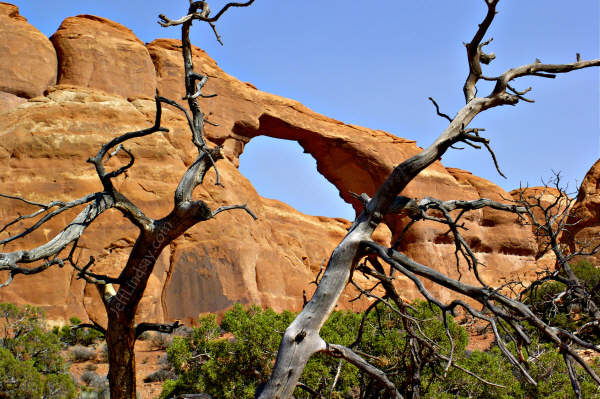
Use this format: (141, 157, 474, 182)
(566, 159, 600, 264)
(50, 15, 156, 100)
(0, 3, 57, 99)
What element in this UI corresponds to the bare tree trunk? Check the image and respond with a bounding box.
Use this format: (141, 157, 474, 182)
(104, 236, 164, 399)
(408, 338, 421, 399)
(107, 316, 137, 399)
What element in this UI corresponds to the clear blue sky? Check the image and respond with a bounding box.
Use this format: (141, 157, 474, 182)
(10, 1, 599, 220)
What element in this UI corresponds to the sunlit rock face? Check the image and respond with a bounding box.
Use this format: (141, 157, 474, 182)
(0, 3, 57, 111)
(50, 14, 157, 100)
(565, 159, 600, 264)
(507, 186, 570, 272)
(1, 3, 587, 324)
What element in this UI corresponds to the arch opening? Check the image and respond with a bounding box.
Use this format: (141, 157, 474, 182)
(238, 136, 355, 220)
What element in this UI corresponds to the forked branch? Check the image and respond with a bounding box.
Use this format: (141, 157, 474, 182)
(463, 0, 499, 103)
(322, 343, 403, 399)
(158, 0, 255, 26)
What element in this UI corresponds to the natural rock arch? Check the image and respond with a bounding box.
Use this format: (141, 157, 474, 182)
(238, 135, 355, 220)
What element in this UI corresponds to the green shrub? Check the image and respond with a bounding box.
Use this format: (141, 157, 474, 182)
(427, 341, 600, 399)
(0, 303, 76, 398)
(161, 305, 295, 399)
(0, 347, 44, 398)
(159, 302, 468, 399)
(44, 373, 78, 399)
(525, 343, 600, 399)
(159, 301, 600, 399)
(52, 316, 104, 347)
(524, 260, 600, 343)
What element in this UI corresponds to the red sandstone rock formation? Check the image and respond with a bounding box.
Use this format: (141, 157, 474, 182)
(508, 186, 572, 271)
(0, 3, 56, 110)
(50, 15, 157, 100)
(566, 159, 600, 263)
(0, 3, 568, 324)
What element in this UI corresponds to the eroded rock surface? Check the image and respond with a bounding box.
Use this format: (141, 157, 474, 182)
(50, 15, 157, 100)
(0, 3, 57, 100)
(0, 85, 378, 324)
(566, 159, 600, 263)
(0, 7, 583, 324)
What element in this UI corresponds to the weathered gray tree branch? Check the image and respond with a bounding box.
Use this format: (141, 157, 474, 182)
(0, 192, 100, 246)
(463, 0, 498, 103)
(0, 193, 113, 272)
(322, 343, 403, 399)
(211, 204, 258, 219)
(158, 0, 255, 26)
(362, 239, 600, 384)
(72, 320, 107, 336)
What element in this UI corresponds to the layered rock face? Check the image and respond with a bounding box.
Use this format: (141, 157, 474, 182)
(0, 3, 591, 324)
(566, 159, 600, 263)
(0, 2, 56, 107)
(50, 15, 157, 100)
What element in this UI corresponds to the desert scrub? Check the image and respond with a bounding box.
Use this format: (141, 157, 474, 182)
(52, 317, 104, 347)
(69, 345, 97, 362)
(0, 303, 76, 398)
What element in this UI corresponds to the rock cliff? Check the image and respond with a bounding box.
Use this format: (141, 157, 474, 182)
(566, 159, 600, 263)
(0, 3, 595, 324)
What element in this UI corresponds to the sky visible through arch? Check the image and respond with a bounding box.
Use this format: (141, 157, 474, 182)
(9, 1, 599, 220)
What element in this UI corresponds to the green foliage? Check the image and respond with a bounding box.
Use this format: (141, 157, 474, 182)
(159, 300, 600, 399)
(0, 347, 44, 398)
(525, 344, 599, 398)
(359, 301, 468, 398)
(0, 303, 76, 399)
(43, 373, 78, 399)
(161, 304, 295, 399)
(159, 302, 469, 399)
(524, 259, 600, 343)
(300, 310, 362, 398)
(427, 341, 600, 399)
(51, 316, 103, 347)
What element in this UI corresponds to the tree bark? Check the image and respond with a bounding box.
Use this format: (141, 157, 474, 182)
(107, 315, 137, 399)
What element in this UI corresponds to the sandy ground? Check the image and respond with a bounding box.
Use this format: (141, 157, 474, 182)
(69, 339, 167, 399)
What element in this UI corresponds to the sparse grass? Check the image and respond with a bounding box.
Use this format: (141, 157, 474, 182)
(98, 343, 108, 363)
(81, 370, 103, 387)
(137, 331, 151, 341)
(69, 345, 96, 362)
(143, 368, 176, 383)
(149, 332, 172, 351)
(80, 370, 109, 399)
(157, 353, 169, 366)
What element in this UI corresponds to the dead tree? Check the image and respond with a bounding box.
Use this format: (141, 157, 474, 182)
(258, 1, 600, 398)
(0, 2, 255, 399)
(512, 176, 600, 340)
